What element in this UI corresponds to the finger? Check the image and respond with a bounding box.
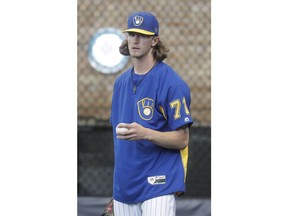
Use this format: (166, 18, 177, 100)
(116, 128, 130, 135)
(117, 134, 133, 140)
(117, 123, 130, 128)
(124, 123, 136, 130)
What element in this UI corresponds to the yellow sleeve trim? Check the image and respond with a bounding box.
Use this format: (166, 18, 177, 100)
(159, 105, 167, 120)
(180, 146, 189, 182)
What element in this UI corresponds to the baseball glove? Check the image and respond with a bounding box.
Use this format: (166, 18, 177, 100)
(101, 198, 114, 216)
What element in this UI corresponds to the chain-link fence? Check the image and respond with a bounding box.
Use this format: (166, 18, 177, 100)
(78, 0, 210, 126)
(78, 0, 211, 198)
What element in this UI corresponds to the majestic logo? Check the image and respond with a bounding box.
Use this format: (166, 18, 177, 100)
(184, 117, 190, 122)
(133, 16, 144, 26)
(137, 98, 154, 120)
(147, 175, 166, 185)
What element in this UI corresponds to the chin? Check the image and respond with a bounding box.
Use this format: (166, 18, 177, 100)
(130, 53, 141, 58)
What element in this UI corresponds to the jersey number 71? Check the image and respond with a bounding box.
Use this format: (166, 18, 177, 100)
(169, 97, 190, 120)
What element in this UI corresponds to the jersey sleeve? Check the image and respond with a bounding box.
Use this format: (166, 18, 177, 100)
(163, 81, 193, 131)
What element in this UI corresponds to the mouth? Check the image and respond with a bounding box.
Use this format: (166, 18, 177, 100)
(131, 47, 140, 50)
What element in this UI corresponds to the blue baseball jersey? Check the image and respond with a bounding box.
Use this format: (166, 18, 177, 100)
(110, 61, 193, 203)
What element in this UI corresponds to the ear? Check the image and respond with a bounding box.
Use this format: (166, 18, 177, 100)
(151, 36, 160, 47)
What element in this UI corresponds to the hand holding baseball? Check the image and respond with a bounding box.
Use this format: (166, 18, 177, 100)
(116, 122, 148, 140)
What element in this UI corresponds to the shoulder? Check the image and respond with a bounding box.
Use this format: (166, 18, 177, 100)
(114, 68, 132, 85)
(156, 62, 189, 89)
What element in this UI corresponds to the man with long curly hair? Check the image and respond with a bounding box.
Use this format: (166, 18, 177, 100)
(110, 11, 193, 216)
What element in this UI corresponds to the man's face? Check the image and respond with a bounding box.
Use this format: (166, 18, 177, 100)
(127, 32, 155, 59)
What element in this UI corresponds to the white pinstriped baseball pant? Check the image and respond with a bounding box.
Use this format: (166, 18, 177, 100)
(113, 194, 176, 216)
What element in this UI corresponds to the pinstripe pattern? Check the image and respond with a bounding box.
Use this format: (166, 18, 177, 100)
(114, 194, 176, 216)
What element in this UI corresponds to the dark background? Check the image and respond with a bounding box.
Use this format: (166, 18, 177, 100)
(78, 125, 211, 198)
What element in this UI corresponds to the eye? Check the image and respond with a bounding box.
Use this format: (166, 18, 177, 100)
(128, 32, 136, 37)
(141, 34, 154, 39)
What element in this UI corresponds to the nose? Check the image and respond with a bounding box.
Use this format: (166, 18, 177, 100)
(132, 35, 140, 43)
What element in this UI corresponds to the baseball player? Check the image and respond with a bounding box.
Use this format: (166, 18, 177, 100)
(110, 11, 193, 216)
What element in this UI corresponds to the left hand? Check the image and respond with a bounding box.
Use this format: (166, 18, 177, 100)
(116, 122, 147, 140)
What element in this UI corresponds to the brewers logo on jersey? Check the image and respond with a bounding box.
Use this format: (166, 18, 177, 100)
(137, 98, 154, 120)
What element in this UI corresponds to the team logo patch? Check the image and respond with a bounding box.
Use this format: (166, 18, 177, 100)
(147, 175, 166, 185)
(137, 98, 154, 120)
(133, 16, 144, 26)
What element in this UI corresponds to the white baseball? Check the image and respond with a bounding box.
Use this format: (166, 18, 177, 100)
(116, 125, 129, 133)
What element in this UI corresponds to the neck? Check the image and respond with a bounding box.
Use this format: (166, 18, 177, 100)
(133, 56, 156, 75)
